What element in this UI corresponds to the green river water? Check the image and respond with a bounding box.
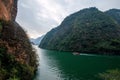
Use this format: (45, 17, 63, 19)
(34, 46, 120, 80)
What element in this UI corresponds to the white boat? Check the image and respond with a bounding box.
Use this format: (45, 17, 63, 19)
(73, 52, 80, 55)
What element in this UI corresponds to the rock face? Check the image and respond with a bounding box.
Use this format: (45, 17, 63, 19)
(0, 0, 37, 80)
(39, 7, 120, 55)
(0, 0, 17, 21)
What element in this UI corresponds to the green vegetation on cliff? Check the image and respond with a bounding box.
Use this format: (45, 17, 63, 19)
(0, 21, 38, 80)
(0, 0, 37, 79)
(39, 7, 120, 55)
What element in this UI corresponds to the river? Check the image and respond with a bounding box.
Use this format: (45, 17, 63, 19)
(34, 46, 120, 80)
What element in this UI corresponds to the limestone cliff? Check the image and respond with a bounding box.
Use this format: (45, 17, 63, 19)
(0, 0, 37, 80)
(0, 0, 17, 21)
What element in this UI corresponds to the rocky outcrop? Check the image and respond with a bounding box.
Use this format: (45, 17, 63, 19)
(0, 0, 17, 21)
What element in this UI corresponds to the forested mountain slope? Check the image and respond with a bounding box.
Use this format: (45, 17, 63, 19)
(40, 7, 120, 55)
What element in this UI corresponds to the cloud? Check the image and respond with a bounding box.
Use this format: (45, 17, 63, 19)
(16, 0, 120, 38)
(36, 0, 68, 24)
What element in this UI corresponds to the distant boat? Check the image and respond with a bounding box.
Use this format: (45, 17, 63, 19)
(73, 52, 80, 55)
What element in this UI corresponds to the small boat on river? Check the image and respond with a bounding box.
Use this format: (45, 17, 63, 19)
(73, 52, 80, 55)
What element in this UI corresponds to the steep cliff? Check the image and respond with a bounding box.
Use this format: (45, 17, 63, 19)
(39, 7, 120, 55)
(0, 0, 37, 80)
(0, 0, 17, 21)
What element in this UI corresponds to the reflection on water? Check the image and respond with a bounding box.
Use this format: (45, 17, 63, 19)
(34, 46, 64, 80)
(34, 46, 120, 80)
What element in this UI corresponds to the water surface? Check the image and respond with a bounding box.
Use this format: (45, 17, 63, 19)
(34, 46, 120, 80)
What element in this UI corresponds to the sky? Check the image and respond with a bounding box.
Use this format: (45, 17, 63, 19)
(16, 0, 120, 38)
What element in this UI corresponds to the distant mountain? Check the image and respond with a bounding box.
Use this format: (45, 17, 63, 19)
(39, 7, 120, 55)
(105, 9, 120, 24)
(30, 35, 44, 45)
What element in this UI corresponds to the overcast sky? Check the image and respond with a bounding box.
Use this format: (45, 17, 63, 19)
(16, 0, 120, 38)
